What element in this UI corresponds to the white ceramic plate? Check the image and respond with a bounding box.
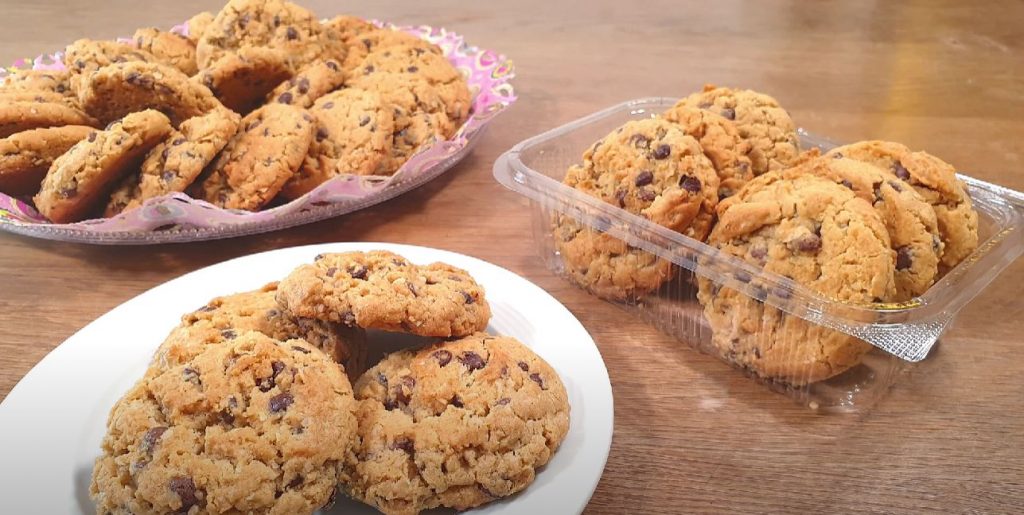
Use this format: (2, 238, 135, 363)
(0, 243, 613, 514)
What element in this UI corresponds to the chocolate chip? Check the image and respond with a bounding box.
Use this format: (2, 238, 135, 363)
(392, 376, 416, 405)
(321, 101, 334, 109)
(629, 133, 651, 149)
(634, 170, 654, 186)
(272, 14, 281, 26)
(450, 395, 464, 408)
(139, 426, 167, 454)
(529, 373, 545, 388)
(277, 91, 293, 104)
(220, 409, 234, 425)
(286, 26, 299, 40)
(433, 350, 452, 366)
(518, 361, 529, 372)
(461, 291, 474, 304)
(615, 188, 627, 207)
(697, 101, 712, 109)
(638, 189, 657, 201)
(287, 476, 303, 489)
(182, 367, 200, 384)
(933, 234, 942, 252)
(750, 246, 768, 262)
(720, 107, 736, 120)
(341, 310, 357, 326)
(363, 65, 375, 75)
(892, 162, 911, 181)
(168, 477, 198, 510)
(325, 61, 339, 71)
(888, 180, 903, 192)
(349, 265, 368, 279)
(840, 179, 853, 189)
(376, 372, 388, 386)
(296, 78, 309, 94)
(872, 182, 883, 202)
(391, 437, 415, 453)
(832, 152, 844, 159)
(325, 267, 337, 277)
(459, 351, 486, 371)
(269, 392, 293, 413)
(406, 282, 419, 296)
(239, 13, 250, 28)
(680, 175, 702, 193)
(196, 304, 216, 312)
(792, 234, 822, 253)
(896, 246, 913, 270)
(58, 185, 77, 198)
(247, 119, 262, 132)
(315, 128, 328, 141)
(271, 360, 285, 378)
(359, 115, 371, 127)
(653, 144, 671, 159)
(87, 132, 97, 142)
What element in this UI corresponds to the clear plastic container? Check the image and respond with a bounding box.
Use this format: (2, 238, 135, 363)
(493, 97, 1024, 412)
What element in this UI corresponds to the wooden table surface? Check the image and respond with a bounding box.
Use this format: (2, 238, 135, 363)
(2, 0, 1022, 513)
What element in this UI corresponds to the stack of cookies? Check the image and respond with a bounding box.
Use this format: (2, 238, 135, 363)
(556, 84, 980, 386)
(90, 250, 570, 515)
(0, 0, 472, 223)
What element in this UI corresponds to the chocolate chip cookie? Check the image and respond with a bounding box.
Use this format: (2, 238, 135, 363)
(679, 84, 800, 176)
(152, 282, 367, 381)
(554, 214, 675, 301)
(340, 27, 442, 73)
(90, 332, 357, 515)
(280, 88, 394, 199)
(323, 15, 377, 45)
(574, 117, 720, 239)
(357, 43, 471, 128)
(193, 103, 314, 210)
(276, 250, 492, 338)
(130, 27, 198, 76)
(195, 46, 293, 114)
(104, 108, 240, 216)
(792, 152, 943, 300)
(196, 0, 346, 72)
(825, 140, 979, 269)
(269, 58, 346, 109)
(347, 72, 452, 173)
(78, 61, 222, 126)
(661, 104, 754, 199)
(697, 173, 896, 385)
(33, 110, 171, 223)
(342, 333, 570, 514)
(0, 69, 74, 98)
(0, 101, 97, 138)
(62, 39, 160, 93)
(0, 125, 94, 196)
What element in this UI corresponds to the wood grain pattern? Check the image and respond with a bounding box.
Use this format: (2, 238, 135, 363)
(1, 0, 1022, 512)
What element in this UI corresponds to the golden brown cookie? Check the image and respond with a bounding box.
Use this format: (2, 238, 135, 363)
(130, 27, 198, 76)
(280, 88, 395, 200)
(193, 103, 314, 210)
(661, 104, 754, 199)
(195, 46, 293, 114)
(0, 101, 97, 138)
(825, 140, 979, 269)
(323, 15, 377, 45)
(78, 61, 222, 125)
(276, 250, 492, 338)
(790, 152, 943, 300)
(342, 333, 570, 514)
(196, 0, 346, 71)
(152, 282, 367, 381)
(0, 69, 74, 98)
(104, 108, 240, 216)
(33, 110, 171, 223)
(697, 173, 896, 385)
(62, 39, 160, 94)
(356, 43, 471, 128)
(268, 58, 346, 109)
(90, 332, 357, 515)
(340, 27, 442, 73)
(679, 84, 800, 176)
(0, 125, 94, 196)
(347, 72, 452, 172)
